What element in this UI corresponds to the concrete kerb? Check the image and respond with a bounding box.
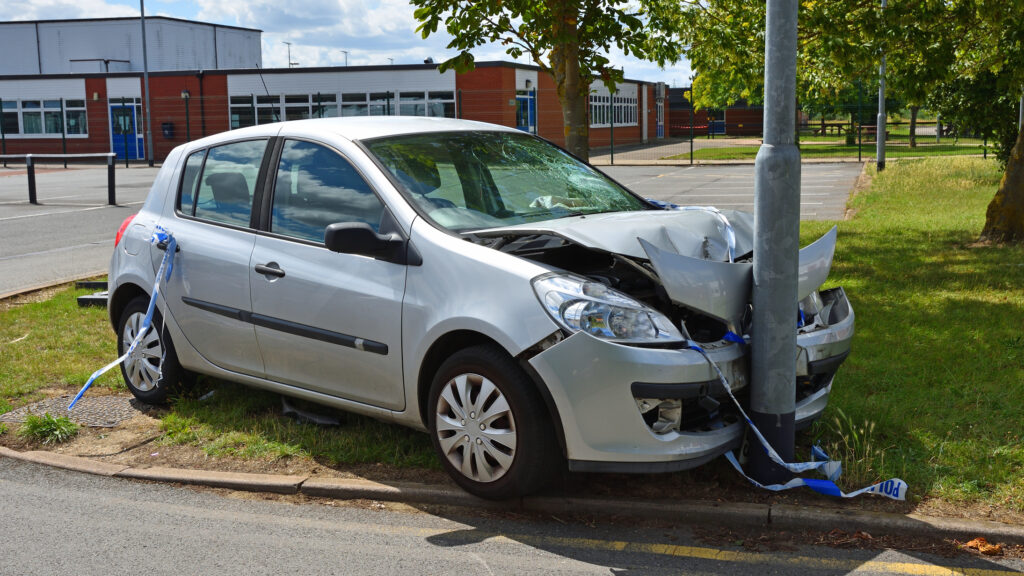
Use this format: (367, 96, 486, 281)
(2, 445, 1023, 544)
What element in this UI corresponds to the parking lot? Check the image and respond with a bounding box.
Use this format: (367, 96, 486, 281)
(603, 163, 863, 220)
(0, 162, 862, 297)
(0, 164, 158, 298)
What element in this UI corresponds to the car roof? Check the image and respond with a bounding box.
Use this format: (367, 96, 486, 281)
(191, 116, 521, 148)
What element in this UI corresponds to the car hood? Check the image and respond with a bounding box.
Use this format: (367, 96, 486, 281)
(478, 209, 755, 261)
(479, 209, 837, 332)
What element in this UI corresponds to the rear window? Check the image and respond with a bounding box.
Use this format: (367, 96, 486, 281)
(187, 139, 268, 227)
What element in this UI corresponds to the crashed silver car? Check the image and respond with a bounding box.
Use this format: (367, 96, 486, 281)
(108, 117, 853, 499)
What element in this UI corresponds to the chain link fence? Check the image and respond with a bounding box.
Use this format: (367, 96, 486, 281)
(0, 90, 994, 166)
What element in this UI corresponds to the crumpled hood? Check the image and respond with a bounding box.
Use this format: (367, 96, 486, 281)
(481, 208, 838, 332)
(479, 209, 755, 261)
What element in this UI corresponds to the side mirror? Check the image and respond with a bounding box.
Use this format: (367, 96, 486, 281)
(324, 222, 418, 265)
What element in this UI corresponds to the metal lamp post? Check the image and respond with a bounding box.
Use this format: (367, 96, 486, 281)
(140, 0, 155, 166)
(340, 50, 349, 66)
(876, 0, 887, 171)
(750, 0, 801, 484)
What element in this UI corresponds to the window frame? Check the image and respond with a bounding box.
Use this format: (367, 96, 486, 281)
(258, 137, 391, 248)
(173, 137, 274, 232)
(0, 98, 89, 139)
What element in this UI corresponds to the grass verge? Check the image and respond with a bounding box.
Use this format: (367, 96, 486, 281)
(801, 157, 1023, 510)
(666, 143, 988, 161)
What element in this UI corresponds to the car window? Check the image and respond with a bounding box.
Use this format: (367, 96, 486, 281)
(193, 139, 268, 227)
(364, 131, 649, 232)
(270, 140, 384, 243)
(178, 149, 205, 216)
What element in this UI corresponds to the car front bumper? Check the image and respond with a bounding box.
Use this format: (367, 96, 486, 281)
(527, 287, 854, 472)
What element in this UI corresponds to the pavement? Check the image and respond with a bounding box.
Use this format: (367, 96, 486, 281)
(2, 445, 1022, 545)
(0, 163, 159, 299)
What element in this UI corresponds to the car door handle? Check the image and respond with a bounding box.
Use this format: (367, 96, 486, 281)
(254, 263, 286, 278)
(156, 240, 180, 252)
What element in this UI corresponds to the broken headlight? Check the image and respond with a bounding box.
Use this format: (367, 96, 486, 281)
(532, 273, 684, 344)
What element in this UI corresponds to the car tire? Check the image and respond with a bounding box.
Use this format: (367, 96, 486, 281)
(116, 295, 188, 405)
(428, 344, 559, 500)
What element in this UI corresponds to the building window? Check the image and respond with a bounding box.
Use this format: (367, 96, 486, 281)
(1, 101, 18, 134)
(589, 92, 637, 128)
(229, 90, 455, 127)
(428, 91, 456, 118)
(0, 98, 88, 137)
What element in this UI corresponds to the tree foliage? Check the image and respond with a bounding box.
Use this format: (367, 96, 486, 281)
(680, 0, 1024, 242)
(410, 0, 685, 160)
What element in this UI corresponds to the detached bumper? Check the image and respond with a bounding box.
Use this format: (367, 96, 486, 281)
(527, 286, 854, 472)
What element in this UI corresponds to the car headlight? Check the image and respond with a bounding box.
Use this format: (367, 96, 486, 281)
(532, 273, 684, 344)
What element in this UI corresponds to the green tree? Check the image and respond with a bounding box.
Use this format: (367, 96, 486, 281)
(954, 0, 1024, 242)
(680, 0, 1024, 242)
(411, 0, 684, 160)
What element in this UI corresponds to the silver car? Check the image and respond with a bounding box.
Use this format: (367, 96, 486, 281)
(108, 117, 853, 499)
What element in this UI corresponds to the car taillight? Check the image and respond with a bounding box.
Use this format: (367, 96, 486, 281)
(115, 215, 136, 246)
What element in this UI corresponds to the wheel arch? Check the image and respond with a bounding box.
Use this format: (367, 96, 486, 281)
(416, 329, 567, 458)
(108, 282, 149, 330)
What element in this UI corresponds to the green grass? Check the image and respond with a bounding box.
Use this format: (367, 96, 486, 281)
(155, 382, 437, 468)
(666, 143, 989, 161)
(801, 157, 1024, 510)
(18, 412, 79, 444)
(0, 285, 123, 411)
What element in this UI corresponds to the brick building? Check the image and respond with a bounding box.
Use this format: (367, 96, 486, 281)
(1, 17, 668, 163)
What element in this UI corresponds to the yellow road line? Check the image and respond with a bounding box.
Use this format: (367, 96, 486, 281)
(490, 532, 1019, 576)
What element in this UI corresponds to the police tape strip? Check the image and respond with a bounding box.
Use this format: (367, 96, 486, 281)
(68, 228, 176, 411)
(684, 341, 908, 500)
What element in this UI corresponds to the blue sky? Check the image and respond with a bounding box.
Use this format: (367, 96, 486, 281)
(2, 0, 693, 86)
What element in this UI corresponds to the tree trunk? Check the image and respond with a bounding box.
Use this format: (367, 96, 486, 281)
(909, 106, 919, 148)
(549, 3, 589, 161)
(980, 125, 1024, 243)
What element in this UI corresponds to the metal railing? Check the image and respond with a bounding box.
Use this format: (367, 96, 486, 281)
(0, 153, 117, 205)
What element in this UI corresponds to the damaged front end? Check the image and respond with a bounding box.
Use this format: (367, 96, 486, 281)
(476, 209, 854, 472)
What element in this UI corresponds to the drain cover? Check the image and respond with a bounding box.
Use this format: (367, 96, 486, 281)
(0, 395, 153, 428)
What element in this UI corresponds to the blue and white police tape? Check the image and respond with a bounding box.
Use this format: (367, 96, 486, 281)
(683, 340, 908, 500)
(68, 227, 177, 411)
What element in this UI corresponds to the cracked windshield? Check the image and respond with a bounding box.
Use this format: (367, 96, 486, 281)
(365, 131, 649, 231)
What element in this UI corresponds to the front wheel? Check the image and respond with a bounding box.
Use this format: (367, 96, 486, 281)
(117, 295, 188, 404)
(428, 344, 559, 500)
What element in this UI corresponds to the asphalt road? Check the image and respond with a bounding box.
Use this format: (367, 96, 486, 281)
(0, 165, 158, 298)
(0, 162, 860, 297)
(603, 163, 862, 220)
(2, 458, 1021, 576)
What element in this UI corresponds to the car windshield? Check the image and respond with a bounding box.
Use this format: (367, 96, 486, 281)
(363, 131, 650, 232)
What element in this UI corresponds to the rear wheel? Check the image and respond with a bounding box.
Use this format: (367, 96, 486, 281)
(117, 295, 188, 404)
(428, 344, 559, 500)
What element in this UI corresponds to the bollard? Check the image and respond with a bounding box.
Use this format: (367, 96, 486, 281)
(107, 154, 116, 205)
(27, 155, 37, 204)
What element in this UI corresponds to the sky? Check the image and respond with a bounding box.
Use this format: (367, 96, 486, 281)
(0, 0, 693, 87)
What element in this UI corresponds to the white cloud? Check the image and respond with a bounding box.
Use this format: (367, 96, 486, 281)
(0, 0, 137, 20)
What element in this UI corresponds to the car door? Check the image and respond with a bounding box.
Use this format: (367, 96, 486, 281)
(249, 139, 407, 410)
(160, 139, 269, 377)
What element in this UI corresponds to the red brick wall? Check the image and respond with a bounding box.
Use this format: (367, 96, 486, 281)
(146, 73, 229, 160)
(536, 73, 565, 147)
(455, 67, 517, 128)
